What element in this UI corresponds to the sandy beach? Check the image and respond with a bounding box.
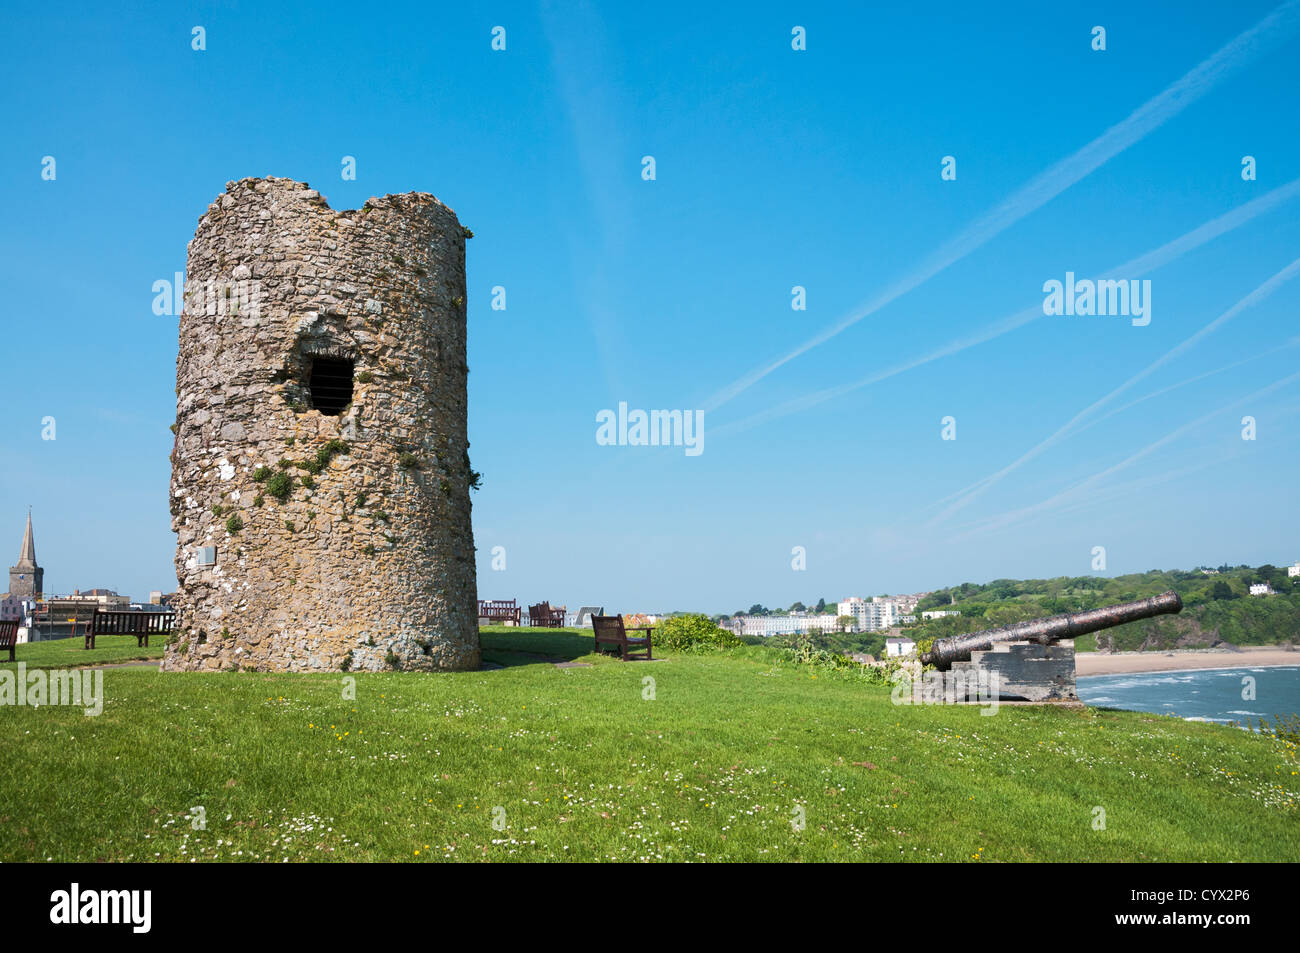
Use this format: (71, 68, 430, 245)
(1076, 645, 1300, 676)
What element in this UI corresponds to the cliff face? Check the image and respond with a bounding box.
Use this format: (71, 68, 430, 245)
(165, 177, 479, 673)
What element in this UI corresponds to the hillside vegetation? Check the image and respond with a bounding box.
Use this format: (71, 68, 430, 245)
(911, 566, 1300, 652)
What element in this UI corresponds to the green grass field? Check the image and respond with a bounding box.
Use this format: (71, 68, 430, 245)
(1, 627, 1296, 862)
(1, 633, 164, 670)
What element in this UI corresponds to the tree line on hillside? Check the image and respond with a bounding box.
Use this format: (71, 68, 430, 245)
(911, 566, 1300, 652)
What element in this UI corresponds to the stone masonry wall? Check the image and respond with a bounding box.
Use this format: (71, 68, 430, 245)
(163, 176, 479, 672)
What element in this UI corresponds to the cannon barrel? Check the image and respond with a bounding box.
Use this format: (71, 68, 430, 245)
(919, 590, 1182, 670)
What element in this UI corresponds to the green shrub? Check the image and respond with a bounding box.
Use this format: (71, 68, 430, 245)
(653, 614, 742, 653)
(398, 452, 420, 469)
(913, 634, 936, 664)
(1252, 713, 1300, 744)
(252, 466, 272, 482)
(225, 514, 244, 534)
(768, 633, 898, 683)
(298, 439, 349, 476)
(790, 638, 858, 671)
(318, 439, 348, 467)
(355, 371, 374, 384)
(266, 471, 293, 502)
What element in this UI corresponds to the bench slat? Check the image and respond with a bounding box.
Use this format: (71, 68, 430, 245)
(84, 610, 176, 649)
(0, 621, 18, 662)
(478, 599, 521, 624)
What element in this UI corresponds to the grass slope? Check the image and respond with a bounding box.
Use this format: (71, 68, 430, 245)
(1, 628, 1296, 862)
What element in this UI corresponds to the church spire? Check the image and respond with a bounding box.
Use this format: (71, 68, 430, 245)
(15, 509, 35, 568)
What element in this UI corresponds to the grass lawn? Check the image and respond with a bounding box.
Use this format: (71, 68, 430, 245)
(1, 626, 1296, 862)
(2, 633, 164, 670)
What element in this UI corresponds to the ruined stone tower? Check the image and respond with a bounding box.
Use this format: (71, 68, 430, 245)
(164, 177, 479, 672)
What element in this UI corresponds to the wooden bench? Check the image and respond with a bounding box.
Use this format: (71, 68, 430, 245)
(592, 614, 653, 661)
(85, 609, 176, 649)
(0, 620, 18, 662)
(527, 602, 566, 628)
(478, 599, 521, 625)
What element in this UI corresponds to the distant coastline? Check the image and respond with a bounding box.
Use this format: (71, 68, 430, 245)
(1076, 645, 1300, 676)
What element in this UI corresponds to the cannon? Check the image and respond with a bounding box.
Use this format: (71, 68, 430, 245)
(920, 590, 1183, 671)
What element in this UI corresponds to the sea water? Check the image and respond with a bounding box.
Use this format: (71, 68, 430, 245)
(1077, 665, 1300, 726)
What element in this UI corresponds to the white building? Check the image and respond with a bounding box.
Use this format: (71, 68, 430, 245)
(837, 596, 868, 620)
(884, 637, 916, 657)
(837, 596, 910, 632)
(1288, 563, 1300, 578)
(1249, 582, 1275, 596)
(921, 609, 961, 620)
(872, 599, 907, 629)
(737, 614, 844, 638)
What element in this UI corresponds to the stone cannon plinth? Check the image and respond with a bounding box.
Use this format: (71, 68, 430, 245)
(919, 591, 1183, 703)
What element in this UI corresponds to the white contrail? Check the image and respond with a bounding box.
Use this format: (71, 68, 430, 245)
(1070, 334, 1300, 439)
(928, 257, 1300, 526)
(955, 369, 1300, 538)
(702, 0, 1300, 413)
(712, 177, 1300, 440)
(952, 455, 1240, 537)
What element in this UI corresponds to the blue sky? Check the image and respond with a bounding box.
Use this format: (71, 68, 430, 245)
(2, 1, 1298, 613)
